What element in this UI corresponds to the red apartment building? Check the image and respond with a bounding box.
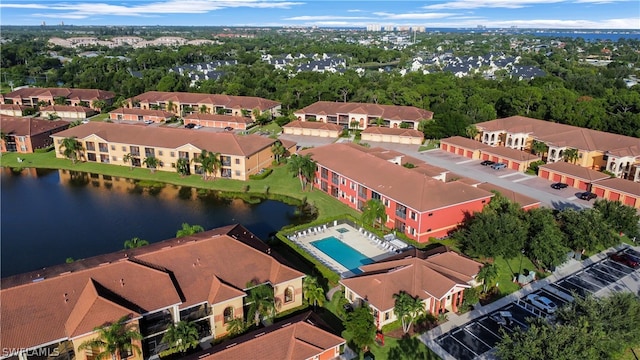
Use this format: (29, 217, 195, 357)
(1, 116, 69, 153)
(300, 143, 494, 242)
(109, 107, 174, 123)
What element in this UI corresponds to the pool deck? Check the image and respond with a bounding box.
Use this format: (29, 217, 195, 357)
(287, 223, 407, 278)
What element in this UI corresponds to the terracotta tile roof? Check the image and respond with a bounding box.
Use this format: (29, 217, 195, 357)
(51, 122, 276, 156)
(131, 91, 280, 111)
(189, 312, 344, 360)
(539, 162, 611, 182)
(283, 120, 344, 131)
(481, 146, 541, 162)
(41, 105, 94, 113)
(341, 251, 481, 310)
(109, 107, 174, 117)
(476, 116, 640, 157)
(296, 101, 434, 121)
(185, 113, 253, 124)
(0, 225, 303, 349)
(476, 183, 540, 208)
(2, 87, 115, 101)
(592, 177, 640, 197)
(300, 143, 493, 212)
(0, 116, 69, 136)
(361, 126, 425, 138)
(0, 103, 27, 111)
(440, 136, 490, 150)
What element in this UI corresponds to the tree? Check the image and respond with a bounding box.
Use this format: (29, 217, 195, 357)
(246, 283, 275, 326)
(563, 148, 580, 164)
(525, 208, 568, 270)
(92, 99, 107, 112)
(124, 237, 149, 249)
(557, 208, 617, 254)
(122, 153, 134, 170)
(176, 223, 204, 238)
(361, 199, 387, 229)
(225, 318, 246, 337)
(344, 305, 376, 352)
(530, 140, 549, 158)
(477, 263, 498, 293)
(193, 150, 220, 180)
(78, 315, 142, 360)
(142, 156, 160, 173)
(303, 276, 325, 310)
(54, 96, 67, 105)
(161, 321, 200, 354)
(271, 141, 286, 163)
(465, 125, 478, 139)
(593, 199, 640, 236)
(393, 291, 425, 334)
(287, 154, 316, 191)
(60, 137, 83, 164)
(198, 105, 209, 114)
(176, 157, 191, 176)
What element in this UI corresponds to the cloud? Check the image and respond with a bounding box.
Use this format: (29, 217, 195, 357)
(346, 9, 364, 12)
(0, 0, 304, 18)
(284, 15, 371, 21)
(427, 17, 640, 29)
(574, 0, 630, 3)
(423, 0, 565, 10)
(372, 11, 459, 20)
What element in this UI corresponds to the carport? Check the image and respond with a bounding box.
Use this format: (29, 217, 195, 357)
(479, 147, 540, 172)
(538, 162, 610, 190)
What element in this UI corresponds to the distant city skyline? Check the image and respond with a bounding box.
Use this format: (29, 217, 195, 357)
(0, 0, 638, 29)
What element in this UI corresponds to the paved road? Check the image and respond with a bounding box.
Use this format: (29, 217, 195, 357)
(361, 141, 591, 210)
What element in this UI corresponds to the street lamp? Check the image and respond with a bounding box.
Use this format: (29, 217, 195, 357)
(518, 249, 525, 278)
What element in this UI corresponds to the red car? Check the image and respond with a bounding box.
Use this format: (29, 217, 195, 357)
(610, 253, 639, 268)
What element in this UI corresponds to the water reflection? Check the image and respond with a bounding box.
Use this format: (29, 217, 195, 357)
(1, 168, 311, 276)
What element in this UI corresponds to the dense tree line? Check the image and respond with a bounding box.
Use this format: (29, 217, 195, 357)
(453, 194, 640, 271)
(2, 33, 639, 137)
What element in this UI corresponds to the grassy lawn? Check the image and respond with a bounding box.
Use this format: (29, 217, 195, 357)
(492, 255, 538, 296)
(619, 347, 640, 360)
(89, 113, 110, 121)
(0, 151, 359, 219)
(418, 139, 440, 152)
(246, 122, 282, 136)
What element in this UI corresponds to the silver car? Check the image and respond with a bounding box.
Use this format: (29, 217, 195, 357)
(526, 294, 557, 313)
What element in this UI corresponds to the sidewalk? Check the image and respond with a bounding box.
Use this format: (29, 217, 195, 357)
(419, 246, 632, 360)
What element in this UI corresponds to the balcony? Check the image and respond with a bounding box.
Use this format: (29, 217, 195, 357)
(140, 310, 173, 336)
(395, 210, 406, 220)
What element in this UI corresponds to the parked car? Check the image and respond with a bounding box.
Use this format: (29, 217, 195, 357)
(526, 294, 558, 313)
(224, 126, 234, 131)
(579, 191, 597, 201)
(490, 311, 514, 326)
(481, 160, 495, 166)
(551, 182, 569, 190)
(143, 120, 154, 125)
(185, 123, 196, 129)
(491, 163, 507, 170)
(610, 253, 639, 268)
(193, 125, 203, 129)
(81, 119, 90, 124)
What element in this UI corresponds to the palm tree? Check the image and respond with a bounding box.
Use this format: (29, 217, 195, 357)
(271, 141, 286, 163)
(199, 105, 209, 114)
(161, 321, 200, 354)
(477, 263, 498, 293)
(122, 153, 134, 170)
(225, 318, 246, 336)
(167, 100, 176, 114)
(287, 154, 317, 191)
(393, 291, 425, 334)
(176, 223, 204, 238)
(530, 140, 549, 158)
(112, 96, 127, 109)
(361, 199, 387, 229)
(563, 148, 580, 164)
(246, 284, 275, 327)
(142, 156, 160, 173)
(176, 157, 191, 176)
(78, 315, 142, 360)
(60, 137, 83, 164)
(465, 125, 479, 139)
(193, 150, 220, 180)
(303, 277, 325, 310)
(92, 99, 107, 112)
(123, 237, 149, 249)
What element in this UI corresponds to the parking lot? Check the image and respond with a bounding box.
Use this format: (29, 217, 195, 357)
(432, 247, 640, 360)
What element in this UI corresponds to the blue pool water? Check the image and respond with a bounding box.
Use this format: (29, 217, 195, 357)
(311, 237, 374, 274)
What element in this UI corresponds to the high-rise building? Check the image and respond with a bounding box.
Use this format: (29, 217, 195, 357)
(366, 24, 382, 31)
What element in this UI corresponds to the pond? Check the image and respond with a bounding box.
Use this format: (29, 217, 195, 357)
(1, 168, 307, 277)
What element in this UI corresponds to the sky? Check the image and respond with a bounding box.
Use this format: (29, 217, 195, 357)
(0, 0, 639, 29)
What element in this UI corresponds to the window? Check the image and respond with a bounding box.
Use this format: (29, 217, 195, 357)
(350, 183, 356, 190)
(57, 139, 62, 145)
(284, 287, 294, 303)
(234, 170, 240, 177)
(383, 199, 390, 207)
(85, 141, 95, 151)
(145, 147, 155, 157)
(170, 151, 175, 157)
(371, 191, 381, 200)
(18, 136, 25, 142)
(110, 145, 115, 150)
(20, 145, 26, 151)
(87, 153, 96, 162)
(384, 312, 390, 320)
(341, 178, 346, 185)
(122, 146, 126, 151)
(235, 158, 240, 165)
(158, 150, 163, 156)
(129, 146, 140, 156)
(99, 143, 108, 153)
(321, 168, 328, 179)
(410, 211, 417, 221)
(223, 307, 234, 323)
(112, 156, 117, 161)
(428, 213, 433, 217)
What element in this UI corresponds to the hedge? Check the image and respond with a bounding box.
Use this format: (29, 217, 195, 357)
(248, 168, 273, 180)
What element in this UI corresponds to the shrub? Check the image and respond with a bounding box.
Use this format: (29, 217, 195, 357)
(248, 168, 273, 180)
(526, 160, 545, 175)
(34, 145, 54, 153)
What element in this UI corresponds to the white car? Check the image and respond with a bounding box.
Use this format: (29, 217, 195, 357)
(526, 294, 557, 313)
(81, 119, 90, 124)
(194, 125, 203, 129)
(144, 120, 154, 124)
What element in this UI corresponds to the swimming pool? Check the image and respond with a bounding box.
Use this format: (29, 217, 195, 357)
(311, 236, 374, 274)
